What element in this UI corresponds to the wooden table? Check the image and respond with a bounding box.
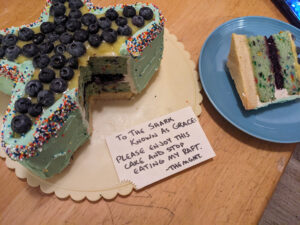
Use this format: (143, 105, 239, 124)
(0, 0, 295, 224)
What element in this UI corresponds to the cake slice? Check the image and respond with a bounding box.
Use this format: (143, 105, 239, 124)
(227, 31, 300, 110)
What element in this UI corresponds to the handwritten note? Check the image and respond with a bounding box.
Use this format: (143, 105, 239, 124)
(106, 107, 216, 189)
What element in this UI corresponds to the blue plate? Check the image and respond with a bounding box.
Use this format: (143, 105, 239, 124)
(199, 16, 300, 143)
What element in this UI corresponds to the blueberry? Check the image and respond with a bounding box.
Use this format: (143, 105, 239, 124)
(67, 57, 78, 69)
(2, 34, 18, 47)
(33, 33, 45, 45)
(66, 19, 81, 32)
(41, 22, 55, 34)
(39, 42, 54, 54)
(0, 47, 5, 58)
(33, 54, 50, 69)
(88, 23, 99, 34)
(22, 43, 39, 58)
(73, 29, 89, 42)
(98, 17, 111, 30)
(50, 2, 66, 17)
(50, 78, 68, 93)
(54, 15, 68, 25)
(69, 9, 82, 19)
(81, 13, 97, 26)
(46, 32, 60, 42)
(117, 25, 132, 36)
(15, 97, 31, 113)
(296, 46, 300, 55)
(25, 80, 43, 97)
(0, 34, 3, 44)
(11, 114, 32, 134)
(54, 44, 66, 55)
(88, 34, 102, 47)
(67, 41, 86, 57)
(37, 90, 55, 107)
(5, 46, 21, 61)
(139, 7, 153, 20)
(116, 17, 127, 26)
(50, 54, 66, 69)
(55, 24, 66, 34)
(28, 103, 43, 117)
(105, 8, 119, 21)
(123, 6, 136, 17)
(69, 0, 84, 9)
(60, 67, 74, 80)
(18, 27, 34, 41)
(60, 32, 73, 44)
(39, 68, 55, 83)
(101, 28, 117, 43)
(52, 0, 66, 3)
(132, 15, 144, 27)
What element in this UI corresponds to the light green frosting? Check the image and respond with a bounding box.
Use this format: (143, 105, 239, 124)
(0, 76, 13, 95)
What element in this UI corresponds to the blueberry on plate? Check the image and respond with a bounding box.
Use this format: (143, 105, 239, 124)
(39, 41, 54, 54)
(139, 7, 153, 20)
(2, 34, 18, 47)
(18, 27, 34, 41)
(132, 15, 144, 27)
(40, 22, 55, 34)
(123, 6, 136, 17)
(33, 54, 50, 69)
(73, 29, 89, 42)
(5, 46, 21, 61)
(39, 68, 55, 83)
(50, 2, 66, 17)
(33, 33, 45, 45)
(0, 47, 5, 58)
(11, 114, 32, 134)
(117, 25, 132, 36)
(69, 9, 82, 19)
(28, 103, 43, 117)
(69, 0, 84, 9)
(15, 97, 32, 114)
(67, 56, 78, 69)
(25, 80, 43, 97)
(60, 67, 74, 80)
(88, 23, 99, 34)
(22, 43, 40, 58)
(50, 54, 67, 69)
(54, 44, 66, 55)
(60, 32, 73, 44)
(101, 28, 118, 43)
(46, 32, 60, 42)
(37, 90, 55, 107)
(50, 78, 68, 93)
(98, 17, 111, 30)
(81, 13, 97, 26)
(54, 15, 68, 26)
(88, 34, 102, 47)
(105, 8, 119, 21)
(67, 41, 86, 57)
(55, 24, 66, 35)
(66, 19, 81, 32)
(116, 17, 127, 26)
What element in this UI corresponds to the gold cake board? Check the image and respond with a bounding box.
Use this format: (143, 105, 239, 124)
(0, 29, 202, 201)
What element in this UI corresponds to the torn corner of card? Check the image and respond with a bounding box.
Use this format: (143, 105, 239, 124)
(105, 106, 216, 190)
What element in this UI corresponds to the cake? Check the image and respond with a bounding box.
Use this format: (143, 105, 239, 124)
(0, 0, 165, 178)
(227, 31, 300, 110)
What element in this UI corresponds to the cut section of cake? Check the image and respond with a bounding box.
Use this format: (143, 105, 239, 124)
(227, 31, 300, 110)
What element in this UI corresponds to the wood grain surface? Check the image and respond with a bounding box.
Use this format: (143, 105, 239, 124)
(0, 0, 296, 224)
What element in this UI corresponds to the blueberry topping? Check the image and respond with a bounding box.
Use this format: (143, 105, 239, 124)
(52, 0, 66, 3)
(98, 17, 111, 30)
(88, 34, 102, 47)
(117, 25, 132, 36)
(38, 68, 55, 83)
(33, 33, 45, 45)
(11, 114, 32, 134)
(81, 13, 97, 26)
(18, 27, 34, 41)
(39, 41, 54, 54)
(296, 46, 300, 55)
(60, 32, 73, 44)
(25, 80, 43, 97)
(132, 15, 144, 27)
(50, 78, 68, 93)
(46, 32, 60, 42)
(101, 28, 118, 43)
(67, 57, 78, 69)
(66, 19, 81, 32)
(5, 46, 21, 61)
(15, 98, 31, 114)
(54, 44, 66, 55)
(22, 43, 39, 58)
(298, 58, 300, 64)
(0, 47, 5, 58)
(67, 41, 86, 57)
(37, 90, 55, 107)
(73, 29, 89, 42)
(40, 22, 55, 34)
(69, 9, 82, 19)
(88, 23, 99, 34)
(139, 7, 153, 20)
(33, 54, 50, 69)
(50, 2, 66, 17)
(105, 8, 119, 20)
(50, 54, 66, 69)
(0, 34, 3, 44)
(2, 34, 18, 47)
(60, 67, 74, 80)
(55, 24, 66, 35)
(69, 0, 84, 9)
(116, 17, 127, 26)
(28, 103, 43, 117)
(54, 15, 68, 25)
(123, 6, 136, 17)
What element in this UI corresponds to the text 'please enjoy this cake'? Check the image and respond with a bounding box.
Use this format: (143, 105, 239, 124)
(227, 31, 300, 110)
(0, 0, 165, 178)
